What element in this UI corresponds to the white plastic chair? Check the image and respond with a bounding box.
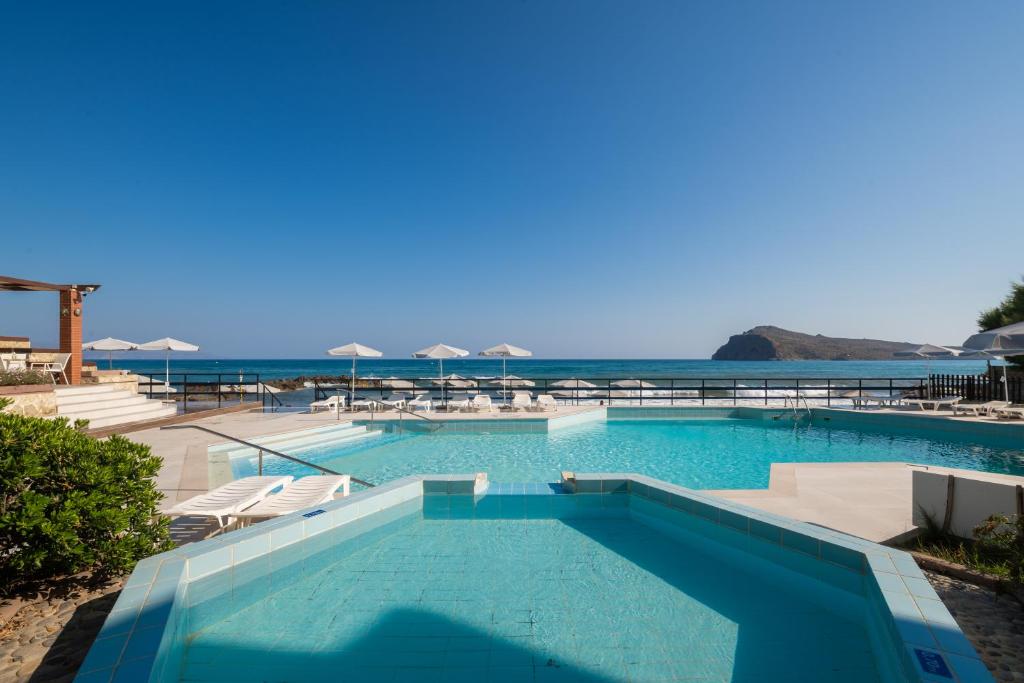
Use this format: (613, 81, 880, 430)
(408, 394, 433, 412)
(511, 391, 532, 411)
(447, 392, 471, 412)
(533, 394, 558, 412)
(471, 394, 495, 412)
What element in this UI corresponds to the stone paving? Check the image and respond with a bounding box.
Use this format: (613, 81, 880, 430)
(0, 577, 124, 683)
(1, 566, 1019, 681)
(925, 569, 1024, 683)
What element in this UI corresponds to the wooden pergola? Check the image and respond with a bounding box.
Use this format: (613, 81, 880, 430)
(0, 275, 101, 384)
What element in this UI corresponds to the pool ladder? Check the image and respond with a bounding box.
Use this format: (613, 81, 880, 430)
(782, 395, 812, 421)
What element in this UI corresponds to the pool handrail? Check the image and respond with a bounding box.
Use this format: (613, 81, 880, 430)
(161, 424, 375, 487)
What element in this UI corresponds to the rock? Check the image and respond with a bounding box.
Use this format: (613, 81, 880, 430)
(712, 325, 926, 361)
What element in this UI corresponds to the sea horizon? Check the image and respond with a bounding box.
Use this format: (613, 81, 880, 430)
(97, 357, 991, 381)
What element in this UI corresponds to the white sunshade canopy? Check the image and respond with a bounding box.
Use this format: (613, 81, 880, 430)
(551, 378, 598, 388)
(138, 338, 199, 390)
(138, 337, 200, 352)
(479, 343, 532, 358)
(490, 375, 535, 387)
(83, 337, 138, 351)
(893, 344, 961, 358)
(613, 379, 656, 388)
(83, 337, 139, 369)
(327, 342, 383, 358)
(962, 321, 1024, 353)
(413, 343, 470, 359)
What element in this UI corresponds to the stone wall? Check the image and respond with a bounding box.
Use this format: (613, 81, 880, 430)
(0, 385, 57, 417)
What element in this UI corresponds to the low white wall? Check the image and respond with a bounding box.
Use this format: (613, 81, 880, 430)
(912, 469, 1024, 539)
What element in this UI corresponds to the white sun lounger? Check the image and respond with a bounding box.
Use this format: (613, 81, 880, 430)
(471, 394, 495, 412)
(378, 393, 409, 410)
(234, 475, 351, 523)
(167, 475, 293, 527)
(408, 394, 433, 412)
(901, 396, 962, 412)
(511, 391, 532, 411)
(532, 394, 558, 412)
(310, 395, 346, 413)
(850, 395, 904, 410)
(447, 393, 471, 411)
(994, 406, 1024, 420)
(952, 401, 1010, 417)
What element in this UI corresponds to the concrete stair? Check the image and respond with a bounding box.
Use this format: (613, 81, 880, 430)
(55, 385, 178, 429)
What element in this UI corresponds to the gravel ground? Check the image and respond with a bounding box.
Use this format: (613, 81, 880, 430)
(925, 569, 1024, 683)
(1, 569, 1020, 682)
(0, 577, 124, 683)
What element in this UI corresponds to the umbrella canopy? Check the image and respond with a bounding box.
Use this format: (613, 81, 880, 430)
(490, 375, 535, 387)
(412, 344, 469, 390)
(326, 343, 382, 408)
(892, 344, 961, 358)
(82, 337, 138, 369)
(963, 321, 1024, 352)
(612, 379, 656, 388)
(327, 342, 383, 358)
(430, 374, 473, 387)
(961, 322, 1024, 402)
(479, 343, 532, 405)
(138, 338, 199, 390)
(382, 377, 415, 389)
(551, 378, 598, 388)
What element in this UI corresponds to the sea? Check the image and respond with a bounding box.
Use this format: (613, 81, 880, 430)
(105, 358, 988, 382)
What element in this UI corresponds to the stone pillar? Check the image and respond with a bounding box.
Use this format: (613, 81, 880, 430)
(59, 288, 83, 384)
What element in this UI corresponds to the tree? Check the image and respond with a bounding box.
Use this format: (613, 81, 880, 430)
(978, 277, 1024, 331)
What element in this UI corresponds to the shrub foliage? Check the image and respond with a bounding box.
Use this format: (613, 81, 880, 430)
(0, 408, 172, 593)
(0, 369, 52, 386)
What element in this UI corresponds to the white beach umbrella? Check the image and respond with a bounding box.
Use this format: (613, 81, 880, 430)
(138, 337, 200, 390)
(82, 337, 138, 369)
(612, 379, 657, 388)
(327, 342, 383, 405)
(412, 344, 469, 381)
(430, 374, 473, 388)
(413, 344, 469, 402)
(383, 377, 415, 390)
(893, 344, 962, 398)
(961, 322, 1024, 403)
(551, 378, 597, 404)
(490, 375, 535, 387)
(479, 343, 532, 405)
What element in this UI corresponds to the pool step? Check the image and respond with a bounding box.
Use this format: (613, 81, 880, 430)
(218, 424, 379, 458)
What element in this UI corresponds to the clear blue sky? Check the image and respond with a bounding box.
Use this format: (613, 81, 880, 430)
(2, 2, 1022, 358)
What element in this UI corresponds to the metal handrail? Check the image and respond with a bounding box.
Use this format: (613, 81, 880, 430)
(161, 424, 375, 487)
(261, 383, 283, 412)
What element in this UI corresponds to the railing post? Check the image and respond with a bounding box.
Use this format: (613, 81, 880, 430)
(764, 379, 768, 406)
(258, 449, 263, 476)
(701, 379, 705, 406)
(733, 379, 737, 406)
(670, 378, 674, 406)
(827, 378, 831, 407)
(218, 373, 222, 409)
(183, 374, 188, 413)
(795, 378, 799, 408)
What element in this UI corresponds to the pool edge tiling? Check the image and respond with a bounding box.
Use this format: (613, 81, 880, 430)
(77, 474, 993, 683)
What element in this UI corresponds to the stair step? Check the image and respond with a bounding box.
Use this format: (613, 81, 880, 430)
(84, 405, 178, 429)
(59, 401, 177, 423)
(58, 396, 150, 412)
(208, 423, 362, 453)
(234, 428, 381, 462)
(223, 426, 371, 458)
(54, 384, 122, 398)
(57, 390, 142, 407)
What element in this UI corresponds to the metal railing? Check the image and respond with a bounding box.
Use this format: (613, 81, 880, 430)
(313, 377, 928, 408)
(930, 372, 1022, 404)
(313, 386, 444, 429)
(162, 424, 375, 487)
(138, 372, 282, 413)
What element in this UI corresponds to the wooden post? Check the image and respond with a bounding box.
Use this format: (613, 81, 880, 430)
(58, 288, 83, 384)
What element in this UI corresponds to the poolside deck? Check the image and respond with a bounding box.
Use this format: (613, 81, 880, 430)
(709, 462, 1024, 544)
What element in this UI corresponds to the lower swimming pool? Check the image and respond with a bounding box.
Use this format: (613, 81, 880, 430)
(227, 410, 1024, 490)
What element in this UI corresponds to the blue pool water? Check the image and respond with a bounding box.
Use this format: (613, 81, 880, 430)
(183, 503, 883, 682)
(231, 417, 1024, 490)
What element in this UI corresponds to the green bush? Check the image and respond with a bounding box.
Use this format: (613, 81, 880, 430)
(974, 513, 1024, 585)
(0, 369, 51, 386)
(0, 408, 173, 594)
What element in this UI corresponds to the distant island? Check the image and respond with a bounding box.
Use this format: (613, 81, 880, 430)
(712, 326, 922, 361)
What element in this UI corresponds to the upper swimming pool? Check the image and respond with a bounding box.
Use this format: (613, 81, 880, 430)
(225, 410, 1024, 490)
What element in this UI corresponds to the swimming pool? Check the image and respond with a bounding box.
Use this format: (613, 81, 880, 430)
(87, 474, 990, 682)
(226, 410, 1024, 490)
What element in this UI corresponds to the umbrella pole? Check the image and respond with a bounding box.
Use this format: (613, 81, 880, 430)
(503, 356, 507, 406)
(165, 350, 170, 397)
(109, 350, 113, 370)
(1004, 362, 1010, 403)
(352, 357, 356, 413)
(440, 358, 445, 407)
